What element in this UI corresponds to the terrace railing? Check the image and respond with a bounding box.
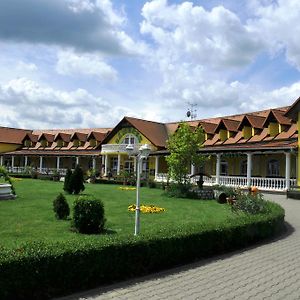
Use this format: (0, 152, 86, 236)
(155, 173, 296, 191)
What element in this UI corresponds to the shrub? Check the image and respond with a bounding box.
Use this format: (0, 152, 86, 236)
(147, 180, 156, 188)
(165, 183, 198, 199)
(71, 165, 85, 195)
(232, 192, 270, 215)
(73, 196, 105, 234)
(53, 193, 70, 220)
(64, 169, 73, 194)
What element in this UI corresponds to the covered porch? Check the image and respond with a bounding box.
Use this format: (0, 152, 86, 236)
(155, 149, 297, 192)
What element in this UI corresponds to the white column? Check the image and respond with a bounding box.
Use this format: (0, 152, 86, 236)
(11, 156, 15, 168)
(56, 156, 60, 170)
(285, 152, 291, 190)
(0, 156, 3, 166)
(117, 154, 121, 175)
(155, 156, 159, 180)
(24, 156, 28, 167)
(76, 156, 79, 166)
(39, 156, 43, 172)
(216, 153, 221, 185)
(104, 155, 108, 176)
(92, 157, 96, 170)
(247, 153, 252, 187)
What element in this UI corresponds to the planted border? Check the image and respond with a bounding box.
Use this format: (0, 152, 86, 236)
(0, 201, 285, 300)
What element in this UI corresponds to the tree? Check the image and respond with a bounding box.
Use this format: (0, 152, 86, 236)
(166, 122, 206, 188)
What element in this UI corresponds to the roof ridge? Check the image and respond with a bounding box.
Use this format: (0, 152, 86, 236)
(125, 116, 165, 126)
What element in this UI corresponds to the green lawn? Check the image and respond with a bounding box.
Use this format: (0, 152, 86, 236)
(0, 179, 236, 248)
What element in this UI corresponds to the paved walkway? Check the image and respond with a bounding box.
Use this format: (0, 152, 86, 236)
(60, 194, 300, 300)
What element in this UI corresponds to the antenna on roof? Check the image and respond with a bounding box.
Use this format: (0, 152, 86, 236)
(186, 102, 197, 120)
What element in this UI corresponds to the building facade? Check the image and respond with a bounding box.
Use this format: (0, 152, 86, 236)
(1, 96, 300, 192)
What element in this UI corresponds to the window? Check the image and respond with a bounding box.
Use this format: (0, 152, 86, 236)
(111, 157, 118, 174)
(267, 159, 280, 177)
(123, 134, 137, 145)
(124, 160, 134, 173)
(240, 160, 247, 176)
(220, 160, 228, 176)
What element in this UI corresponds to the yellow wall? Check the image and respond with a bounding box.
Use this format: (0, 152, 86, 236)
(297, 111, 300, 185)
(268, 122, 280, 136)
(108, 127, 152, 146)
(219, 129, 227, 141)
(242, 126, 252, 139)
(0, 143, 21, 153)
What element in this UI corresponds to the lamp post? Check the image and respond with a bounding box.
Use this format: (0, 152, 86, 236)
(126, 143, 151, 235)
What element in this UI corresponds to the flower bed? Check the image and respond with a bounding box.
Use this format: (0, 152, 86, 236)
(128, 204, 166, 213)
(118, 187, 136, 191)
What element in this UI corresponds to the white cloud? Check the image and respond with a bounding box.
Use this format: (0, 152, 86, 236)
(141, 0, 263, 69)
(249, 0, 300, 70)
(56, 51, 118, 81)
(0, 0, 144, 56)
(0, 77, 133, 129)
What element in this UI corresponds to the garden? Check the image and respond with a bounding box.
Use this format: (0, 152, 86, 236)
(0, 176, 285, 300)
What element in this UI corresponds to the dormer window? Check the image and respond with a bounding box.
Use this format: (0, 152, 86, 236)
(89, 139, 96, 147)
(73, 139, 79, 147)
(123, 134, 137, 145)
(24, 139, 31, 147)
(242, 126, 252, 139)
(219, 129, 227, 141)
(268, 122, 280, 136)
(41, 139, 47, 147)
(57, 140, 63, 147)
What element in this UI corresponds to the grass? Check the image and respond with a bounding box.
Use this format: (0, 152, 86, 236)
(0, 178, 237, 248)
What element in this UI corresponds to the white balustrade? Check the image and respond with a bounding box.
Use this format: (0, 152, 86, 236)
(155, 173, 295, 191)
(101, 143, 154, 154)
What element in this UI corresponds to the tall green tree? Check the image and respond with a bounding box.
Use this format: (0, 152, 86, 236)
(166, 122, 206, 187)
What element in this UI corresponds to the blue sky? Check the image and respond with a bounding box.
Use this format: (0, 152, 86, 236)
(1, 0, 300, 129)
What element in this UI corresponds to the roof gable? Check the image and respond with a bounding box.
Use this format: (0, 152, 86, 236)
(101, 117, 168, 148)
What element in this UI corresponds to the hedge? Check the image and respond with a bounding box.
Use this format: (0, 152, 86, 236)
(0, 201, 285, 300)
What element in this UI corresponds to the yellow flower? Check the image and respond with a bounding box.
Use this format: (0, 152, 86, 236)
(127, 204, 166, 213)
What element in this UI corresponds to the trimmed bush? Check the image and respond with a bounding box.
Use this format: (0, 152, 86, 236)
(0, 201, 284, 300)
(72, 165, 85, 194)
(64, 168, 73, 194)
(53, 193, 70, 220)
(73, 196, 105, 234)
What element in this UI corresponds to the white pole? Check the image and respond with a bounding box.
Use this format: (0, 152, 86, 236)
(285, 152, 291, 190)
(216, 153, 221, 185)
(11, 156, 15, 168)
(247, 153, 252, 187)
(24, 156, 28, 167)
(135, 156, 141, 236)
(92, 157, 96, 170)
(0, 156, 3, 166)
(133, 156, 137, 173)
(104, 155, 108, 177)
(39, 156, 43, 173)
(155, 156, 159, 180)
(56, 156, 60, 170)
(191, 163, 195, 176)
(117, 154, 121, 175)
(76, 156, 79, 166)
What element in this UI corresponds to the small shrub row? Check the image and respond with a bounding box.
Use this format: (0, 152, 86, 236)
(0, 201, 285, 300)
(53, 194, 105, 234)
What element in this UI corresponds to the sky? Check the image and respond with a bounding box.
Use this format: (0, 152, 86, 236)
(1, 0, 300, 129)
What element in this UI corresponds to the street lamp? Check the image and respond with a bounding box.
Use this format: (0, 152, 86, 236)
(126, 143, 151, 235)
